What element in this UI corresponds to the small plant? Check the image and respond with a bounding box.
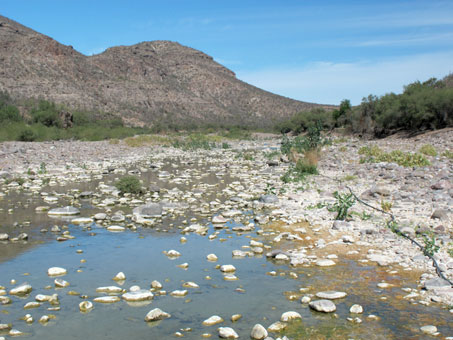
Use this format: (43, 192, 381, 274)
(115, 176, 143, 195)
(386, 220, 401, 235)
(339, 146, 347, 152)
(307, 202, 327, 210)
(380, 200, 393, 212)
(441, 150, 453, 159)
(422, 232, 440, 257)
(263, 150, 280, 159)
(265, 183, 276, 195)
(281, 159, 318, 183)
(109, 138, 120, 145)
(419, 144, 437, 156)
(351, 211, 371, 220)
(243, 153, 254, 161)
(222, 142, 230, 149)
(342, 175, 357, 181)
(328, 191, 356, 220)
(447, 243, 453, 258)
(39, 162, 47, 174)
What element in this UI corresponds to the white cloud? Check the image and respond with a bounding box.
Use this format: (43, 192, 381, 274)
(237, 52, 453, 105)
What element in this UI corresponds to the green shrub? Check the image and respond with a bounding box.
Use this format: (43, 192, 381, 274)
(419, 144, 437, 156)
(31, 100, 62, 127)
(115, 176, 143, 194)
(281, 159, 318, 183)
(18, 127, 37, 142)
(441, 150, 453, 159)
(328, 191, 356, 220)
(358, 146, 430, 167)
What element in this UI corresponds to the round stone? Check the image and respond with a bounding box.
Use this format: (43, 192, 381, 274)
(145, 308, 171, 322)
(280, 311, 302, 322)
(218, 327, 239, 339)
(350, 304, 363, 314)
(48, 267, 67, 276)
(316, 259, 336, 267)
(203, 315, 224, 326)
(251, 324, 268, 340)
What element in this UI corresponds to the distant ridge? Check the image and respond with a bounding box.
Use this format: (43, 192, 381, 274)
(0, 15, 325, 127)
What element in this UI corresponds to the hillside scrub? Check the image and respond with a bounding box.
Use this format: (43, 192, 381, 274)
(276, 75, 453, 137)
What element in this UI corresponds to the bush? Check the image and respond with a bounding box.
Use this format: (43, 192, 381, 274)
(115, 176, 143, 194)
(275, 108, 334, 134)
(31, 100, 62, 127)
(18, 127, 37, 142)
(359, 146, 430, 167)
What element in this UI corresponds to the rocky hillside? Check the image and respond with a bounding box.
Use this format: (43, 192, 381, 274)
(0, 15, 322, 127)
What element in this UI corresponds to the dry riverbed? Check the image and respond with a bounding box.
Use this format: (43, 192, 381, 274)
(0, 129, 452, 340)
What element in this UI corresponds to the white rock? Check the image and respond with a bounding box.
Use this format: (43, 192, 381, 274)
(9, 284, 32, 295)
(93, 296, 121, 303)
(107, 225, 125, 232)
(182, 281, 199, 288)
(113, 272, 126, 281)
(315, 291, 347, 300)
(207, 253, 218, 261)
(350, 304, 363, 314)
(96, 286, 123, 294)
(309, 299, 337, 313)
(220, 264, 236, 273)
(280, 311, 302, 322)
(301, 296, 311, 304)
(122, 290, 154, 302)
(420, 325, 438, 335)
(203, 315, 224, 326)
(315, 259, 336, 267)
(251, 324, 268, 339)
(145, 308, 171, 322)
(267, 321, 287, 332)
(24, 302, 41, 309)
(170, 290, 188, 297)
(48, 206, 80, 216)
(47, 267, 67, 276)
(54, 278, 69, 287)
(165, 250, 181, 257)
(151, 280, 162, 289)
(71, 217, 94, 225)
(79, 301, 93, 312)
(218, 327, 239, 339)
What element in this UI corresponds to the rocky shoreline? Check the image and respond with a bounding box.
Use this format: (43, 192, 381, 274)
(0, 129, 452, 339)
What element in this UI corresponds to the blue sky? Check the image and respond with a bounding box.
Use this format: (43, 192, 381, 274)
(1, 0, 453, 104)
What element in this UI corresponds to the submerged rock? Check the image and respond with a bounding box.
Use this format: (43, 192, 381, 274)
(10, 284, 32, 296)
(79, 301, 94, 312)
(315, 291, 347, 300)
(280, 311, 302, 322)
(203, 315, 224, 326)
(122, 290, 154, 302)
(48, 267, 67, 276)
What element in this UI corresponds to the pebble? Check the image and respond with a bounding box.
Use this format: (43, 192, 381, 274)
(350, 304, 363, 313)
(93, 296, 121, 303)
(10, 283, 32, 295)
(113, 272, 126, 281)
(79, 301, 93, 312)
(207, 253, 218, 261)
(315, 259, 336, 267)
(420, 325, 438, 335)
(220, 264, 236, 273)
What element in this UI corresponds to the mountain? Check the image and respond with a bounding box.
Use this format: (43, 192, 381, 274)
(0, 15, 323, 128)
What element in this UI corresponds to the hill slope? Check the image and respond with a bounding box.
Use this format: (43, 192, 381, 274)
(0, 15, 322, 128)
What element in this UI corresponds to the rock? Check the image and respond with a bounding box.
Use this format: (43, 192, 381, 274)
(309, 299, 337, 313)
(96, 286, 124, 294)
(48, 267, 67, 276)
(203, 315, 224, 326)
(212, 215, 228, 224)
(0, 323, 12, 331)
(48, 206, 80, 216)
(367, 254, 394, 266)
(370, 185, 391, 196)
(151, 281, 162, 289)
(24, 302, 41, 309)
(251, 324, 268, 339)
(377, 282, 392, 289)
(79, 301, 93, 312)
(145, 308, 171, 322)
(10, 284, 32, 295)
(113, 272, 126, 281)
(431, 209, 449, 220)
(107, 225, 126, 232)
(315, 291, 347, 300)
(280, 311, 302, 322)
(220, 264, 236, 273)
(165, 250, 181, 257)
(122, 290, 154, 301)
(170, 290, 188, 297)
(0, 233, 9, 241)
(18, 233, 28, 240)
(207, 254, 218, 261)
(71, 217, 94, 225)
(350, 304, 363, 313)
(301, 296, 311, 304)
(54, 278, 70, 287)
(259, 195, 279, 204)
(94, 213, 107, 220)
(420, 325, 438, 335)
(182, 282, 199, 289)
(218, 327, 239, 339)
(133, 203, 162, 223)
(267, 321, 287, 332)
(231, 314, 242, 322)
(423, 277, 451, 291)
(315, 259, 336, 267)
(93, 296, 121, 303)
